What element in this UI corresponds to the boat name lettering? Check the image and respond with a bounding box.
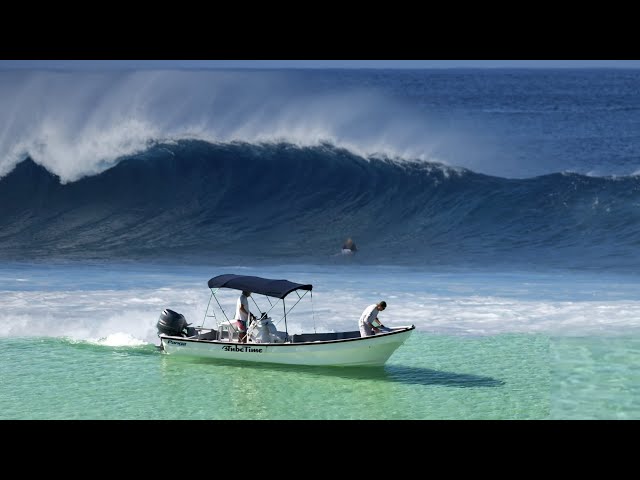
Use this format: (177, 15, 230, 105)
(167, 340, 187, 346)
(222, 345, 263, 353)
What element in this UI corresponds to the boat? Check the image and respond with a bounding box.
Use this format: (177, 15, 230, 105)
(156, 273, 415, 367)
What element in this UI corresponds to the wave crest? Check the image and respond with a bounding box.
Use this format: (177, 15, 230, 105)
(2, 140, 640, 272)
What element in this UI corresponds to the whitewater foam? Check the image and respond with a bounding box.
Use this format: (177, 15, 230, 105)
(0, 70, 447, 182)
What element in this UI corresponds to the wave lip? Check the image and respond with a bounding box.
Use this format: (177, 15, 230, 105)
(0, 69, 454, 183)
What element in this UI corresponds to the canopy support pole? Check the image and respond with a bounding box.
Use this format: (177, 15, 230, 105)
(311, 290, 316, 334)
(200, 290, 214, 328)
(283, 300, 288, 342)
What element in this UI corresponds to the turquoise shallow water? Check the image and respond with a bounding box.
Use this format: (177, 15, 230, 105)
(1, 263, 639, 420)
(550, 336, 640, 420)
(1, 332, 551, 420)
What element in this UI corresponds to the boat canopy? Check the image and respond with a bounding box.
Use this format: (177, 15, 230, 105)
(207, 274, 313, 299)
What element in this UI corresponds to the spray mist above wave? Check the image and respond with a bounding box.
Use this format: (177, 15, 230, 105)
(0, 69, 454, 183)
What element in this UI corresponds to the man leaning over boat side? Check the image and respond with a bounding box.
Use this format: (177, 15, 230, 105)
(358, 301, 389, 337)
(235, 290, 256, 343)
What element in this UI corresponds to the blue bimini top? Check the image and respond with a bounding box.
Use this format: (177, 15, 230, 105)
(207, 274, 313, 299)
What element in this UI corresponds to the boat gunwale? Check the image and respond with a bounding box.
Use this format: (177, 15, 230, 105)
(159, 324, 415, 347)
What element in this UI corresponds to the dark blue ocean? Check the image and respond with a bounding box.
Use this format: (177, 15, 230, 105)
(1, 68, 640, 271)
(1, 68, 639, 419)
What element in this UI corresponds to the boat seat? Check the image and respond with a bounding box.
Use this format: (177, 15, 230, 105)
(195, 330, 217, 341)
(217, 321, 240, 341)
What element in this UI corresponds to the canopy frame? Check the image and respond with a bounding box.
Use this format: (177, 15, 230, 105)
(201, 274, 313, 340)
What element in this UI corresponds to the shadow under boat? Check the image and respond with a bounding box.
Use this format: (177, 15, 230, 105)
(179, 356, 504, 388)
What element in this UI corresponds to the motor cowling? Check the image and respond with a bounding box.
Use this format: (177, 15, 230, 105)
(157, 308, 192, 337)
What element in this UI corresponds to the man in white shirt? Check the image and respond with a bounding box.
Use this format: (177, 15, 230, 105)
(358, 301, 388, 337)
(235, 290, 256, 342)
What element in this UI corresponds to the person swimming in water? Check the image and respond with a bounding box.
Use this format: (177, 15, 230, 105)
(342, 237, 357, 254)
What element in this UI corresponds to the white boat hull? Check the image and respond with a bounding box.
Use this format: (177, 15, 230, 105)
(159, 326, 414, 367)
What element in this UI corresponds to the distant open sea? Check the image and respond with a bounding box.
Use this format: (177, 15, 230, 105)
(1, 68, 639, 419)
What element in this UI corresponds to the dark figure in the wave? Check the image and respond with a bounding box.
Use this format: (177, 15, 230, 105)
(342, 237, 357, 255)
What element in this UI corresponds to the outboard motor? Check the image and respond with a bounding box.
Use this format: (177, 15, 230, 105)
(157, 308, 195, 337)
